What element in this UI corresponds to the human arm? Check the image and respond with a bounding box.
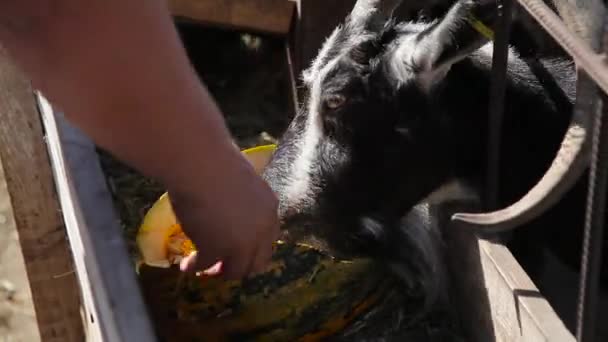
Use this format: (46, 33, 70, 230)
(0, 0, 280, 279)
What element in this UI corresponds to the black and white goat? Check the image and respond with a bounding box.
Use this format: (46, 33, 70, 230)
(261, 0, 605, 308)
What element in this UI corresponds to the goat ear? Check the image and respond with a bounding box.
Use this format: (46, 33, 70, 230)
(408, 0, 500, 86)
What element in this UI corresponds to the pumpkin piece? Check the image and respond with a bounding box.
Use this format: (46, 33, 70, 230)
(138, 243, 393, 341)
(134, 144, 393, 341)
(241, 144, 277, 174)
(135, 145, 277, 269)
(136, 192, 180, 268)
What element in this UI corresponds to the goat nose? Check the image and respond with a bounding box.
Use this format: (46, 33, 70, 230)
(282, 206, 299, 219)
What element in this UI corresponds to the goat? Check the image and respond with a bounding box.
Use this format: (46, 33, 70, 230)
(261, 0, 606, 309)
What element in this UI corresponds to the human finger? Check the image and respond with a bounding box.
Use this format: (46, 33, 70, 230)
(179, 249, 222, 275)
(250, 240, 273, 276)
(220, 246, 257, 280)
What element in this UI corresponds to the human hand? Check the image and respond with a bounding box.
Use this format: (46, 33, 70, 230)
(167, 148, 281, 280)
(0, 0, 280, 280)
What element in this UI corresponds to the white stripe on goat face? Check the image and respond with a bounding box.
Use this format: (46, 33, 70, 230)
(282, 58, 342, 211)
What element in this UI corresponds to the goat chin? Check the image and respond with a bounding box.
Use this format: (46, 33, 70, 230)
(385, 184, 482, 314)
(373, 203, 449, 314)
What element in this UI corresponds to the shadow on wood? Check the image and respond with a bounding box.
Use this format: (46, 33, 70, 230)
(438, 202, 575, 342)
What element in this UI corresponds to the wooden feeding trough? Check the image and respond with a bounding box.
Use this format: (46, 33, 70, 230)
(0, 0, 579, 341)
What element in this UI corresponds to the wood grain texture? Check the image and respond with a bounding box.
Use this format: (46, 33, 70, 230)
(169, 0, 296, 36)
(0, 46, 85, 342)
(479, 239, 575, 341)
(38, 94, 158, 342)
(437, 203, 575, 342)
(0, 150, 41, 342)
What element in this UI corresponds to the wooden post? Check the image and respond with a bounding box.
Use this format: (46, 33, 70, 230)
(288, 0, 447, 81)
(38, 93, 159, 342)
(170, 0, 296, 36)
(291, 0, 355, 78)
(0, 147, 41, 341)
(438, 203, 575, 342)
(0, 47, 85, 341)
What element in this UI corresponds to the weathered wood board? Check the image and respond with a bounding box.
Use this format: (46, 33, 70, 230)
(0, 47, 85, 342)
(0, 143, 41, 342)
(169, 0, 296, 36)
(290, 0, 356, 78)
(37, 94, 157, 342)
(438, 204, 576, 342)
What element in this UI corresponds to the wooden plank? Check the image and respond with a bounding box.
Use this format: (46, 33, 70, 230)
(480, 239, 574, 341)
(0, 47, 85, 342)
(438, 203, 575, 342)
(37, 94, 158, 342)
(0, 150, 41, 342)
(291, 0, 355, 78)
(284, 40, 299, 116)
(169, 0, 296, 36)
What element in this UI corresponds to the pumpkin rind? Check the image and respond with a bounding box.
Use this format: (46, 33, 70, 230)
(134, 144, 391, 341)
(138, 244, 392, 341)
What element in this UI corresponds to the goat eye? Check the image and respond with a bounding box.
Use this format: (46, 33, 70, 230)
(325, 95, 346, 109)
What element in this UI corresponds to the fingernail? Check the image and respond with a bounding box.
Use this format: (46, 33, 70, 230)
(203, 261, 223, 276)
(180, 251, 197, 272)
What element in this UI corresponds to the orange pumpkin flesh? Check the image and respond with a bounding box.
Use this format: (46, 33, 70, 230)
(134, 144, 392, 341)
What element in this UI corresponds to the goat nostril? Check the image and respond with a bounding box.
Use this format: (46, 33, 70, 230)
(283, 207, 299, 219)
(278, 206, 299, 221)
